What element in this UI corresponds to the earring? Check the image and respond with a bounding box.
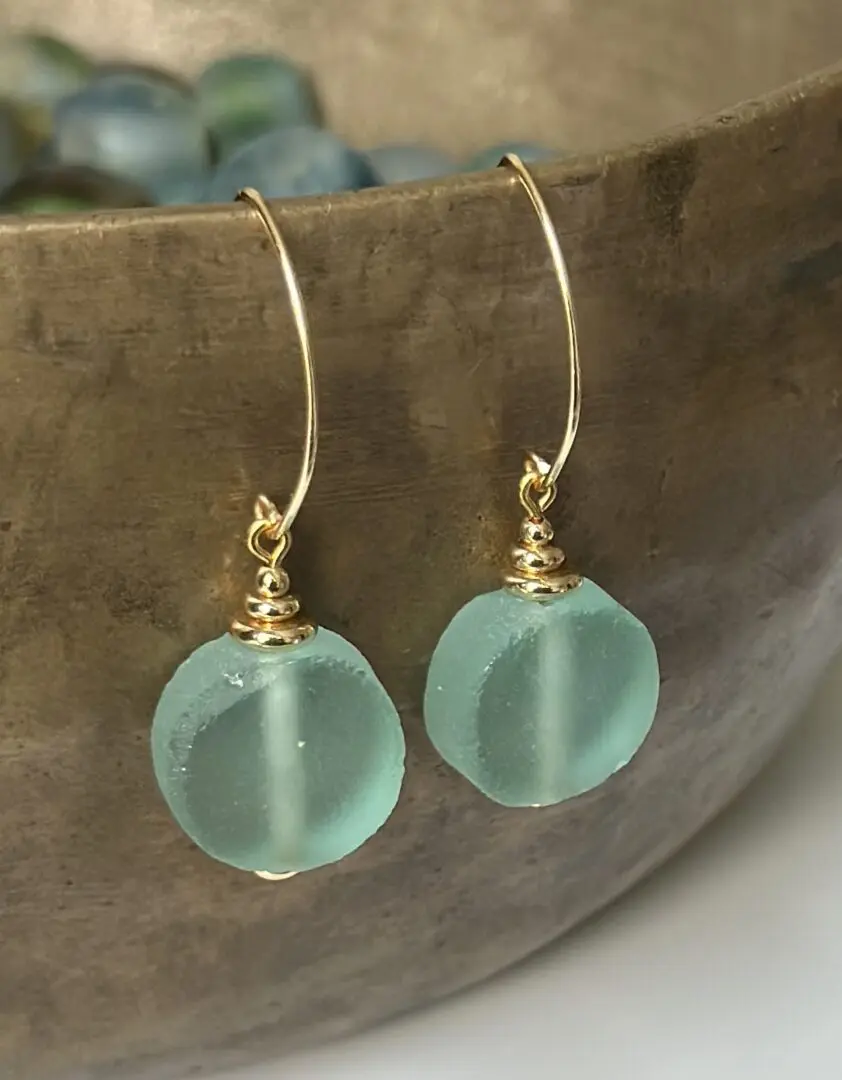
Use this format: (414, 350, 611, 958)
(424, 155, 659, 809)
(151, 189, 405, 879)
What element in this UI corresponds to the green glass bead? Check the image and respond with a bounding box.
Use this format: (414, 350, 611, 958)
(197, 53, 323, 160)
(424, 580, 659, 807)
(0, 164, 151, 216)
(0, 33, 92, 125)
(152, 629, 405, 875)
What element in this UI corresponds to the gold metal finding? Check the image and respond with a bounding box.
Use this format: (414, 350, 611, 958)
(503, 454, 582, 598)
(229, 188, 318, 649)
(498, 154, 583, 600)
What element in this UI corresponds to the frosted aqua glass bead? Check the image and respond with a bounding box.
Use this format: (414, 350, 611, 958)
(152, 629, 405, 874)
(197, 53, 323, 160)
(54, 72, 210, 204)
(424, 580, 659, 807)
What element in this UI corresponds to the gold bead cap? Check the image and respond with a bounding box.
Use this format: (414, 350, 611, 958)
(503, 455, 582, 599)
(230, 496, 316, 649)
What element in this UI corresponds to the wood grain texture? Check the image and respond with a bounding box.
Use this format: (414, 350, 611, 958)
(2, 6, 842, 1078)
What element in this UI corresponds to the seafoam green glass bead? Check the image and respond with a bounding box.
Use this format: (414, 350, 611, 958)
(424, 580, 659, 807)
(152, 629, 405, 875)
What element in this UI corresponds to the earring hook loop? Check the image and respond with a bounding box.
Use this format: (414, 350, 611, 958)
(498, 154, 582, 505)
(236, 187, 317, 541)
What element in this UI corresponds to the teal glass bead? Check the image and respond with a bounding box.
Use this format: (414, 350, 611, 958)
(366, 143, 455, 184)
(207, 126, 379, 202)
(0, 32, 92, 113)
(54, 72, 210, 204)
(151, 629, 405, 875)
(424, 580, 659, 807)
(465, 141, 559, 171)
(197, 53, 323, 160)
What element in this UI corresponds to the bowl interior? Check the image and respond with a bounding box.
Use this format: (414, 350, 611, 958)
(4, 0, 842, 155)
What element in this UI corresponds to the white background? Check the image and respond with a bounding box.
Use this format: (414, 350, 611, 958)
(219, 653, 842, 1079)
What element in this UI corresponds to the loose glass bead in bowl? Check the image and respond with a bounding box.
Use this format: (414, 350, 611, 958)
(0, 163, 152, 216)
(0, 32, 92, 112)
(366, 143, 455, 184)
(207, 125, 380, 201)
(54, 71, 210, 204)
(197, 53, 323, 160)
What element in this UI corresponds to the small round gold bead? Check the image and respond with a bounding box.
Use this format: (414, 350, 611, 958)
(520, 517, 554, 545)
(256, 566, 289, 598)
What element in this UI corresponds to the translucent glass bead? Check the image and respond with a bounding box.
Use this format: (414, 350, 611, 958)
(0, 32, 92, 112)
(366, 143, 455, 184)
(152, 629, 405, 875)
(207, 126, 380, 202)
(424, 580, 659, 807)
(54, 72, 210, 204)
(465, 141, 559, 171)
(197, 53, 323, 160)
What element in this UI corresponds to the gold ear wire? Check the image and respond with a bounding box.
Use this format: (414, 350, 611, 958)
(498, 155, 582, 598)
(229, 188, 318, 647)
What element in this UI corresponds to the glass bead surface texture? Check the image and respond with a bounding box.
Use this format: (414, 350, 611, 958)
(424, 580, 659, 807)
(152, 629, 405, 874)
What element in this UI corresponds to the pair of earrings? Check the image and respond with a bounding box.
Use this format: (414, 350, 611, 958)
(151, 156, 660, 880)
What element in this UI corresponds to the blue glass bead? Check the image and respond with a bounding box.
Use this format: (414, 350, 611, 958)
(54, 72, 210, 204)
(465, 141, 560, 171)
(366, 143, 455, 184)
(207, 126, 379, 202)
(0, 33, 92, 112)
(154, 171, 211, 206)
(197, 53, 323, 160)
(424, 580, 659, 807)
(152, 629, 405, 874)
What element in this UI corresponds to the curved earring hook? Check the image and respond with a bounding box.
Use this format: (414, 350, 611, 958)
(236, 187, 317, 541)
(498, 154, 582, 514)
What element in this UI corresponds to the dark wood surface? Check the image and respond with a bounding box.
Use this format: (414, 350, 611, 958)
(2, 5, 842, 1078)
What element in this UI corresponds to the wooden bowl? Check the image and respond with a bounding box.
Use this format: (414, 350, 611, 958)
(2, 2, 842, 1077)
